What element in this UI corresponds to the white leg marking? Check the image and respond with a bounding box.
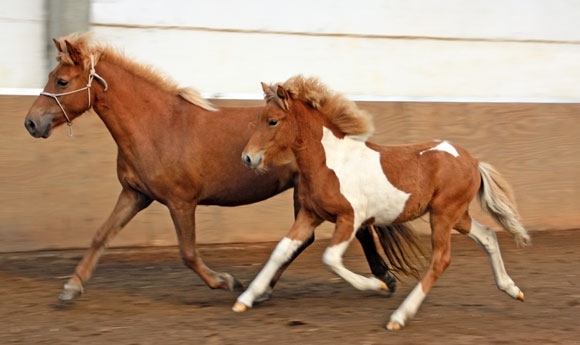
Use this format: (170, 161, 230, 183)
(236, 237, 303, 307)
(468, 219, 522, 299)
(419, 140, 459, 157)
(389, 283, 427, 327)
(323, 241, 386, 291)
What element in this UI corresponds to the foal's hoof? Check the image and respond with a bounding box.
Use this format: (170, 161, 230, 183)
(382, 272, 397, 293)
(376, 272, 396, 296)
(254, 288, 273, 304)
(58, 283, 83, 301)
(386, 320, 403, 331)
(517, 291, 525, 302)
(232, 301, 250, 313)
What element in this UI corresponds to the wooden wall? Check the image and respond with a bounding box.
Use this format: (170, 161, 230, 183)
(1, 96, 578, 252)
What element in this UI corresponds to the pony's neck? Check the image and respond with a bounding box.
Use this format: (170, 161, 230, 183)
(90, 59, 185, 144)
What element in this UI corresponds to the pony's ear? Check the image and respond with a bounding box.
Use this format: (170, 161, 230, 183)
(276, 85, 290, 111)
(261, 82, 271, 95)
(260, 82, 274, 99)
(64, 40, 82, 65)
(53, 38, 63, 52)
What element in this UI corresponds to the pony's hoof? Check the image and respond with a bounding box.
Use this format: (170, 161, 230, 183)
(232, 301, 250, 313)
(386, 320, 403, 331)
(517, 291, 525, 302)
(58, 284, 83, 301)
(220, 273, 244, 292)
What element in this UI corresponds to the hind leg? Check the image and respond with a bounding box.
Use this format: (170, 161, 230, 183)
(456, 213, 525, 301)
(387, 209, 458, 330)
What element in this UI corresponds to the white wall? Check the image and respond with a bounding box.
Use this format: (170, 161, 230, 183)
(2, 0, 580, 101)
(0, 1, 46, 89)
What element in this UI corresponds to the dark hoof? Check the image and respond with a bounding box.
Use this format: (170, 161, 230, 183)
(231, 277, 244, 292)
(221, 273, 244, 292)
(380, 272, 397, 295)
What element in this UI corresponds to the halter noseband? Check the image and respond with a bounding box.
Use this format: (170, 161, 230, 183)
(40, 55, 108, 136)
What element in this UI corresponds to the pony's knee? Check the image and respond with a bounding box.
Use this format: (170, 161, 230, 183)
(179, 249, 199, 269)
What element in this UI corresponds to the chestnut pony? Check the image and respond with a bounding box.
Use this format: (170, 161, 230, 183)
(24, 34, 415, 302)
(237, 75, 531, 330)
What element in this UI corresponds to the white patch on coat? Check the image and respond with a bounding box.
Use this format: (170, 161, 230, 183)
(419, 140, 459, 157)
(321, 127, 410, 228)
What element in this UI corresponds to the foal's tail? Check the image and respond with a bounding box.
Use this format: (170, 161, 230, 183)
(373, 223, 427, 280)
(478, 162, 531, 247)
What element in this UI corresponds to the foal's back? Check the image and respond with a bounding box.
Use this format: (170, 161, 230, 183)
(367, 140, 481, 223)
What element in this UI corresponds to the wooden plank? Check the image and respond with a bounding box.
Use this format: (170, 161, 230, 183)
(2, 96, 578, 252)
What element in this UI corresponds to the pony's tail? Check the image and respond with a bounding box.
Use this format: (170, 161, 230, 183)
(372, 223, 427, 280)
(478, 162, 531, 247)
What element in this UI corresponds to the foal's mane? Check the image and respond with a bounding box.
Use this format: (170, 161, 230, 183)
(265, 75, 374, 140)
(55, 32, 216, 111)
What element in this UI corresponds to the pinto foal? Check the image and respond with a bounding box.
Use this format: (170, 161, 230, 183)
(235, 75, 530, 330)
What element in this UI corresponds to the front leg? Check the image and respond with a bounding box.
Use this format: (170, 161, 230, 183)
(356, 226, 397, 293)
(60, 188, 152, 301)
(322, 218, 389, 292)
(169, 205, 243, 292)
(233, 209, 322, 312)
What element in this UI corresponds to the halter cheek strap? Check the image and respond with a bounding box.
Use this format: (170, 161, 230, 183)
(40, 55, 108, 136)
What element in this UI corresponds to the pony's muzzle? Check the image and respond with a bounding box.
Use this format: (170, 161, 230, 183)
(242, 153, 262, 169)
(24, 115, 53, 138)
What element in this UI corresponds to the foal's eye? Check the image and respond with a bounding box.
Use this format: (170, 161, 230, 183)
(267, 119, 279, 127)
(56, 78, 69, 87)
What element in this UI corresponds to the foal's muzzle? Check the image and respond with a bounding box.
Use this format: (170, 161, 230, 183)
(242, 153, 263, 169)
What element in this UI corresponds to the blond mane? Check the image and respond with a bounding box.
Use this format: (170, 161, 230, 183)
(54, 32, 216, 111)
(265, 75, 374, 140)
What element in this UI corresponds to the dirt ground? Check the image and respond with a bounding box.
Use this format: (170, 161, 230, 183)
(1, 229, 578, 345)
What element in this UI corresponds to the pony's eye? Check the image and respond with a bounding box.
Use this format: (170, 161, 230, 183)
(56, 78, 69, 87)
(267, 119, 279, 127)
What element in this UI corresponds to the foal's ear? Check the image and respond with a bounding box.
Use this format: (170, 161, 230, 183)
(53, 38, 63, 52)
(64, 40, 82, 65)
(276, 85, 291, 111)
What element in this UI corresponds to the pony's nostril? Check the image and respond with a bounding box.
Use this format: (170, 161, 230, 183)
(25, 119, 37, 133)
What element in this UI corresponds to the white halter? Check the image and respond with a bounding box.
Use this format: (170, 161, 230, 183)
(40, 55, 108, 136)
